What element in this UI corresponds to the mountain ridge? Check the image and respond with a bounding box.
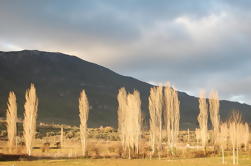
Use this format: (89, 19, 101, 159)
(0, 50, 250, 129)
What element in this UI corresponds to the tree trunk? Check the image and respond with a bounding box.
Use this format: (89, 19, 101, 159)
(221, 147, 225, 164)
(233, 147, 235, 165)
(236, 147, 239, 165)
(129, 147, 131, 159)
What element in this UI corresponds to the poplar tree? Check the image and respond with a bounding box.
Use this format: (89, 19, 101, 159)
(197, 90, 208, 154)
(6, 91, 17, 152)
(209, 90, 220, 146)
(117, 88, 141, 159)
(23, 84, 38, 156)
(79, 90, 89, 156)
(149, 86, 163, 159)
(164, 82, 180, 154)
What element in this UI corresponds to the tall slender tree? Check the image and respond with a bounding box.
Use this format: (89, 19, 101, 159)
(6, 91, 17, 152)
(117, 88, 141, 159)
(23, 83, 38, 156)
(79, 90, 89, 156)
(209, 90, 220, 146)
(229, 111, 242, 165)
(117, 88, 127, 151)
(164, 82, 180, 154)
(197, 90, 208, 153)
(132, 90, 141, 156)
(229, 121, 237, 165)
(126, 90, 141, 159)
(219, 123, 228, 164)
(149, 86, 163, 159)
(173, 88, 180, 148)
(243, 123, 249, 151)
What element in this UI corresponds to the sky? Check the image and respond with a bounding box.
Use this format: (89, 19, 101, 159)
(0, 0, 251, 104)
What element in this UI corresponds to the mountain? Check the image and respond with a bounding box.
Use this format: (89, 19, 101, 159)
(0, 50, 250, 129)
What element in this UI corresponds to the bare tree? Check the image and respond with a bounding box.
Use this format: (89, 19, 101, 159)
(149, 88, 156, 159)
(23, 83, 38, 156)
(209, 90, 220, 146)
(132, 90, 141, 156)
(117, 88, 127, 152)
(229, 122, 237, 165)
(149, 86, 163, 159)
(197, 90, 208, 153)
(6, 91, 17, 152)
(218, 123, 228, 164)
(117, 88, 141, 159)
(126, 90, 141, 159)
(243, 123, 249, 151)
(229, 111, 242, 165)
(165, 83, 172, 150)
(79, 90, 89, 156)
(173, 88, 180, 148)
(164, 82, 180, 154)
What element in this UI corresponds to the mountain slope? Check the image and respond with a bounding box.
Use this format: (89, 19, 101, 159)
(0, 50, 250, 129)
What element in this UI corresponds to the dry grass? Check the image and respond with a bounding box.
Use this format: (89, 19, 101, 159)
(0, 125, 250, 164)
(0, 155, 250, 166)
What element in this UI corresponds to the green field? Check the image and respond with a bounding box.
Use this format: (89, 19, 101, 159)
(0, 156, 250, 166)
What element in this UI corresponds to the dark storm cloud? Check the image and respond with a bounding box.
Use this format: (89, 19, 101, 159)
(0, 0, 216, 42)
(0, 0, 251, 104)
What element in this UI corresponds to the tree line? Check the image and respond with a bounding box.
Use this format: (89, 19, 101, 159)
(3, 83, 250, 164)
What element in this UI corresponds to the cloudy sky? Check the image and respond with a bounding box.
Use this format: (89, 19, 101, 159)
(0, 0, 251, 104)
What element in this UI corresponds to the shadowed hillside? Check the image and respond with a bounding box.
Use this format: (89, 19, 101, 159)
(0, 50, 250, 129)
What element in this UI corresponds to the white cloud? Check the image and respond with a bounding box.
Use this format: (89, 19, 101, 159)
(229, 95, 246, 104)
(0, 41, 23, 51)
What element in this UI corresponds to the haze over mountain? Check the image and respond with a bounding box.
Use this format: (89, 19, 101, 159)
(0, 50, 250, 129)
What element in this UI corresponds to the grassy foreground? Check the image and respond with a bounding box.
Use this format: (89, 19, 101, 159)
(0, 157, 250, 166)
